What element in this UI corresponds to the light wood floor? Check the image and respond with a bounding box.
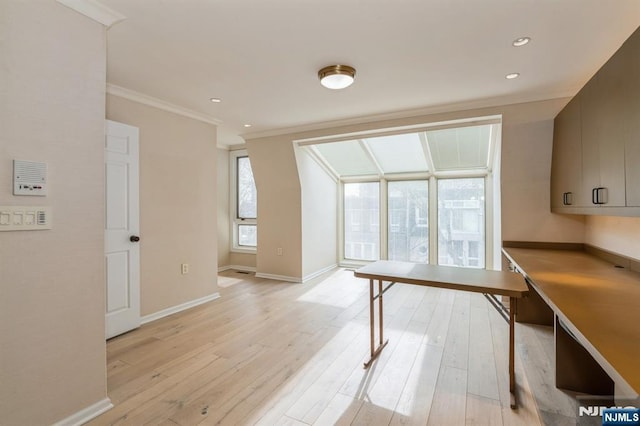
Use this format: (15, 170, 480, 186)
(89, 269, 579, 425)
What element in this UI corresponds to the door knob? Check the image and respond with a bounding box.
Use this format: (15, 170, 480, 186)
(130, 235, 140, 242)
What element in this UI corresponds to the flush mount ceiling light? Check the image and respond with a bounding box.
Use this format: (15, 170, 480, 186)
(512, 37, 531, 47)
(506, 72, 520, 80)
(318, 65, 356, 90)
(209, 97, 222, 103)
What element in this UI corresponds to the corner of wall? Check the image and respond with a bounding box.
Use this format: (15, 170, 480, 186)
(245, 135, 303, 279)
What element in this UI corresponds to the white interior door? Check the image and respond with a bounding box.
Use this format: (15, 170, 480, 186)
(105, 120, 140, 339)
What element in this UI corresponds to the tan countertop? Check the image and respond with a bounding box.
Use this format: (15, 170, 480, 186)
(502, 247, 640, 396)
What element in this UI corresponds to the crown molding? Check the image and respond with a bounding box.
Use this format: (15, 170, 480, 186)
(107, 84, 223, 126)
(242, 89, 576, 140)
(56, 0, 126, 28)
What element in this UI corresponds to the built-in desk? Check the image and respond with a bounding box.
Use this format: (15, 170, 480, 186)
(502, 247, 640, 402)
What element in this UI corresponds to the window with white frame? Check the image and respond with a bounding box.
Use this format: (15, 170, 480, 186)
(388, 180, 429, 263)
(437, 178, 485, 268)
(303, 116, 500, 268)
(230, 150, 257, 251)
(344, 182, 380, 261)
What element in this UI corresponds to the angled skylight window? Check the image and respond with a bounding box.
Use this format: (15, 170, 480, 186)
(364, 133, 429, 174)
(304, 119, 498, 178)
(314, 140, 378, 176)
(426, 125, 492, 171)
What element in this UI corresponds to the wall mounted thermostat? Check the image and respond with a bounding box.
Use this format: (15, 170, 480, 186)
(14, 160, 47, 196)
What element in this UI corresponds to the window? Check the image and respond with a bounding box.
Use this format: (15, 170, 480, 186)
(388, 180, 428, 262)
(231, 150, 257, 251)
(437, 178, 485, 268)
(237, 156, 257, 219)
(302, 117, 499, 269)
(344, 182, 380, 261)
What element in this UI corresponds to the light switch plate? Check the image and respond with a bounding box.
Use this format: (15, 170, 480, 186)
(0, 206, 51, 231)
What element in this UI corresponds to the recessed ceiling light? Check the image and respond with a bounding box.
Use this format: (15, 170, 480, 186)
(209, 97, 222, 103)
(512, 37, 531, 47)
(243, 124, 252, 128)
(506, 73, 520, 80)
(318, 65, 356, 90)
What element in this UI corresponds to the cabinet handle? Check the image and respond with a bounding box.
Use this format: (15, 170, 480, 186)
(592, 187, 607, 205)
(563, 192, 572, 206)
(596, 187, 607, 205)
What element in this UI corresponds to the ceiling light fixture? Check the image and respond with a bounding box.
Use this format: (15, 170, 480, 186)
(512, 37, 531, 47)
(243, 124, 252, 128)
(506, 73, 520, 80)
(210, 97, 222, 103)
(318, 65, 356, 90)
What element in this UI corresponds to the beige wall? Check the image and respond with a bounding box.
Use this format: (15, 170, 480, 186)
(217, 148, 231, 267)
(585, 216, 640, 260)
(246, 98, 587, 279)
(245, 137, 302, 279)
(0, 2, 108, 424)
(229, 252, 257, 269)
(295, 147, 338, 278)
(501, 119, 585, 242)
(107, 94, 219, 316)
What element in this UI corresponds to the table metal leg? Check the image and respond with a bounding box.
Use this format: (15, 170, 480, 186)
(378, 279, 384, 347)
(364, 278, 389, 368)
(509, 296, 517, 409)
(369, 279, 374, 359)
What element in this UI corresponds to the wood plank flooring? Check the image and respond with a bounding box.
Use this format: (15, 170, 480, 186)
(88, 268, 578, 425)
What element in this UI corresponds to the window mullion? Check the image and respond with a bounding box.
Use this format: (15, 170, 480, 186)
(429, 176, 438, 265)
(358, 139, 384, 177)
(485, 175, 494, 269)
(337, 181, 344, 264)
(419, 132, 436, 173)
(380, 179, 388, 260)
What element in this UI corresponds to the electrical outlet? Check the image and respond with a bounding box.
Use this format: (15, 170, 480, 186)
(277, 247, 283, 256)
(181, 263, 189, 274)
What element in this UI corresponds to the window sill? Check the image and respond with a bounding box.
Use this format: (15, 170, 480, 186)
(231, 247, 257, 255)
(339, 259, 373, 269)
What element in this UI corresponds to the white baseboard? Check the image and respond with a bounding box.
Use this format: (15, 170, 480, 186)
(53, 397, 113, 426)
(303, 264, 338, 282)
(255, 272, 301, 283)
(141, 292, 220, 325)
(218, 265, 257, 273)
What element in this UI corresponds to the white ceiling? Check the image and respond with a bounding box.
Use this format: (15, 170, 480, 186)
(103, 0, 640, 146)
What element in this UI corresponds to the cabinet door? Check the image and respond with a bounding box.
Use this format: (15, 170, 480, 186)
(551, 97, 583, 208)
(580, 58, 627, 207)
(625, 30, 640, 207)
(580, 77, 603, 205)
